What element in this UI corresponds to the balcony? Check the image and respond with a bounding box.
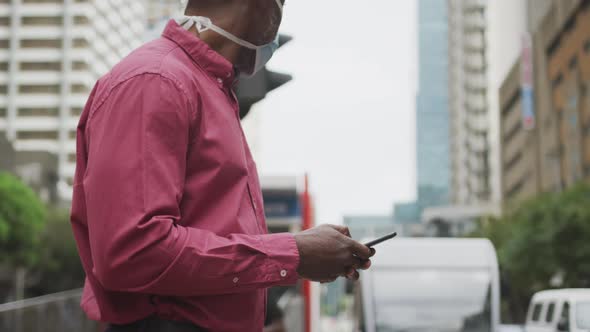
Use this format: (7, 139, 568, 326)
(464, 54, 486, 73)
(463, 14, 486, 32)
(467, 111, 489, 133)
(464, 33, 486, 52)
(467, 153, 489, 175)
(465, 93, 487, 112)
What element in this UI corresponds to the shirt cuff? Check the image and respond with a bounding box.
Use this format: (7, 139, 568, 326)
(260, 233, 300, 286)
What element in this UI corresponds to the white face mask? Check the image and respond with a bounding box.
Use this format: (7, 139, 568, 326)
(177, 0, 283, 77)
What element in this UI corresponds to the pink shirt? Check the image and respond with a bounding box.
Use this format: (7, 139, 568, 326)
(70, 20, 300, 331)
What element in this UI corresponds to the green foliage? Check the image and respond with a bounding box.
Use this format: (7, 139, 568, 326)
(0, 172, 46, 268)
(28, 208, 85, 296)
(27, 209, 85, 296)
(472, 183, 590, 323)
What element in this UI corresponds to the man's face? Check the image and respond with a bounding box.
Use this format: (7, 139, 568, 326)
(243, 0, 283, 45)
(235, 0, 283, 74)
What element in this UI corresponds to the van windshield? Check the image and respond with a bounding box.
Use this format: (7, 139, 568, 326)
(578, 302, 590, 329)
(371, 268, 492, 332)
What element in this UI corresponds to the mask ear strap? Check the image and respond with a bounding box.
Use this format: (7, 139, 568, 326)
(275, 0, 283, 11)
(176, 16, 262, 50)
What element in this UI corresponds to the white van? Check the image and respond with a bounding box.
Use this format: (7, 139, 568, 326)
(525, 289, 590, 332)
(355, 238, 501, 332)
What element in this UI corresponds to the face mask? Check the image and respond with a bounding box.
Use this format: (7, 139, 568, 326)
(177, 0, 283, 77)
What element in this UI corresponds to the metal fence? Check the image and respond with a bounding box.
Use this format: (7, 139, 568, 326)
(0, 289, 101, 332)
(0, 289, 304, 332)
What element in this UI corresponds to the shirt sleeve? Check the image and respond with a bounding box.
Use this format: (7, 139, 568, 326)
(84, 73, 300, 296)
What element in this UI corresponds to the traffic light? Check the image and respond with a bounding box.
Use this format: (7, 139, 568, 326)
(236, 34, 293, 120)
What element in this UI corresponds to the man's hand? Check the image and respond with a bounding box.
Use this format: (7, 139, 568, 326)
(294, 224, 375, 282)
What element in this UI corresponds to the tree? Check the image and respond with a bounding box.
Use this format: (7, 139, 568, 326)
(472, 183, 590, 323)
(0, 172, 46, 268)
(0, 172, 46, 300)
(27, 208, 85, 297)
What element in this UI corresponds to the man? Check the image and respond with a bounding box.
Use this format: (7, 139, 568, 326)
(70, 0, 374, 331)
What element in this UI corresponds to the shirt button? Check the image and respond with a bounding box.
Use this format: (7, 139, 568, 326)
(217, 78, 223, 84)
(280, 270, 287, 278)
(233, 277, 239, 284)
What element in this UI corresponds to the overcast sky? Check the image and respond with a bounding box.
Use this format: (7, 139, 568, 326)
(242, 0, 418, 223)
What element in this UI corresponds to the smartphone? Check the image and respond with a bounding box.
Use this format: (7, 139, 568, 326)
(364, 232, 397, 248)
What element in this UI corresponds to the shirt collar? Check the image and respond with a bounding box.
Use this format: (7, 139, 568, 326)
(162, 19, 236, 86)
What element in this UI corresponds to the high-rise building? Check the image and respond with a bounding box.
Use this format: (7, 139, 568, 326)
(416, 0, 451, 207)
(394, 0, 450, 225)
(0, 0, 145, 200)
(500, 0, 590, 202)
(448, 0, 490, 205)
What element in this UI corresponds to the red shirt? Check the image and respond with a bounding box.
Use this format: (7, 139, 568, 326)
(70, 20, 300, 331)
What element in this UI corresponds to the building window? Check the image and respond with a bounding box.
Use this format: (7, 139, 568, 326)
(504, 121, 523, 143)
(19, 85, 60, 94)
(71, 107, 84, 116)
(0, 62, 8, 71)
(585, 39, 590, 54)
(71, 84, 89, 94)
(20, 62, 62, 71)
(74, 16, 89, 25)
(507, 176, 526, 200)
(72, 61, 89, 71)
(584, 119, 590, 136)
(552, 73, 564, 90)
(502, 90, 520, 117)
(564, 15, 576, 34)
(0, 17, 10, 27)
(73, 38, 89, 48)
(0, 108, 6, 117)
(0, 85, 7, 94)
(68, 153, 76, 163)
(547, 38, 561, 57)
(16, 130, 59, 140)
(20, 39, 62, 49)
(569, 56, 578, 71)
(21, 16, 63, 26)
(504, 152, 523, 172)
(18, 108, 59, 117)
(0, 40, 9, 48)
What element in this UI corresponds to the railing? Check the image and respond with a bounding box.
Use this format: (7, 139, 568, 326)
(0, 289, 101, 332)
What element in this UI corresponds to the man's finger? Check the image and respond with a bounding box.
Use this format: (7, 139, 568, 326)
(347, 256, 363, 270)
(348, 239, 372, 259)
(360, 259, 372, 270)
(346, 269, 360, 281)
(329, 224, 351, 237)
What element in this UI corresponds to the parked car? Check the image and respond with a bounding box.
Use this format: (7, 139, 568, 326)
(525, 289, 590, 332)
(354, 238, 501, 332)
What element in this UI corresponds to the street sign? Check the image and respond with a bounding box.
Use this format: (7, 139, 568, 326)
(521, 32, 536, 131)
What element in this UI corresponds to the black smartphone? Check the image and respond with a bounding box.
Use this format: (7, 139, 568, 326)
(364, 232, 397, 248)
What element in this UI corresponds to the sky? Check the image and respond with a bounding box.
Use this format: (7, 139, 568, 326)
(242, 0, 418, 223)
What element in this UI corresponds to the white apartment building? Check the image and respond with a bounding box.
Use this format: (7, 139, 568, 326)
(448, 0, 526, 206)
(145, 0, 182, 41)
(448, 0, 490, 204)
(0, 0, 145, 201)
